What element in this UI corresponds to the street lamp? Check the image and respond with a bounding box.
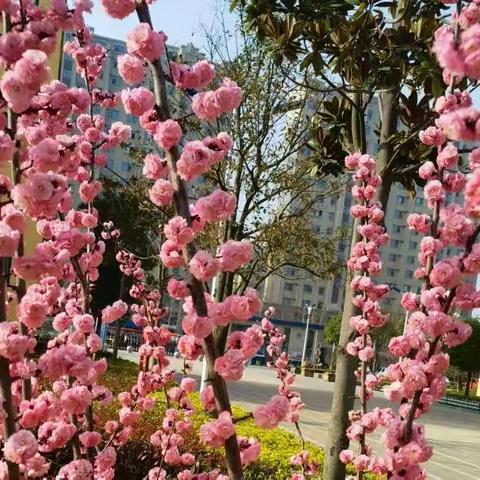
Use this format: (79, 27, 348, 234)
(301, 304, 316, 367)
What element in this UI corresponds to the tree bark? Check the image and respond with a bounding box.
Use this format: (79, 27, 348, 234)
(376, 88, 399, 217)
(323, 219, 360, 480)
(112, 274, 126, 360)
(465, 371, 472, 398)
(136, 3, 243, 477)
(323, 91, 364, 480)
(0, 264, 20, 480)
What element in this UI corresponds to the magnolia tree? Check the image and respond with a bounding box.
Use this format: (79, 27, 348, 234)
(0, 0, 313, 479)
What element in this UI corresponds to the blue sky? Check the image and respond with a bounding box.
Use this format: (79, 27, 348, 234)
(85, 0, 235, 50)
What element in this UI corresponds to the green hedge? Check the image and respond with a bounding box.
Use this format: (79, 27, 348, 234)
(98, 358, 379, 479)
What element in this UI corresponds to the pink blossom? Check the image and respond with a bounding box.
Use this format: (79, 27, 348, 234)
(188, 250, 219, 282)
(437, 143, 459, 169)
(200, 385, 216, 412)
(253, 395, 290, 429)
(177, 335, 203, 360)
(436, 107, 480, 142)
(149, 179, 174, 207)
(143, 153, 167, 180)
(79, 431, 102, 448)
(199, 411, 235, 447)
(159, 240, 184, 268)
(126, 23, 166, 61)
(418, 161, 437, 180)
(4, 430, 38, 464)
(121, 87, 155, 116)
(239, 437, 261, 465)
(0, 132, 14, 163)
(60, 386, 92, 414)
(192, 78, 243, 121)
(164, 216, 194, 245)
(167, 278, 189, 299)
(214, 349, 245, 381)
(182, 313, 213, 339)
(118, 53, 145, 85)
(424, 180, 445, 207)
(195, 190, 236, 222)
(219, 240, 253, 272)
(171, 60, 216, 90)
(57, 460, 93, 479)
(73, 314, 95, 333)
(101, 0, 135, 18)
(430, 261, 462, 288)
(0, 222, 20, 257)
(102, 300, 128, 324)
(418, 126, 446, 146)
(154, 120, 182, 149)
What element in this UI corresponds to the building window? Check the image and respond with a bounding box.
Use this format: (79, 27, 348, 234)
(415, 197, 424, 205)
(107, 157, 114, 169)
(391, 239, 402, 248)
(394, 210, 404, 219)
(318, 287, 325, 296)
(303, 284, 312, 293)
(63, 56, 73, 71)
(317, 210, 323, 217)
(388, 253, 398, 262)
(403, 284, 410, 292)
(331, 277, 341, 304)
(284, 283, 294, 292)
(121, 161, 132, 173)
(326, 227, 333, 234)
(110, 76, 121, 86)
(114, 44, 125, 53)
(285, 267, 296, 276)
(397, 195, 407, 205)
(409, 240, 418, 249)
(312, 225, 321, 234)
(61, 71, 71, 85)
(328, 212, 335, 222)
(387, 268, 397, 277)
(106, 109, 120, 122)
(404, 270, 413, 279)
(282, 297, 293, 306)
(393, 225, 402, 234)
(407, 256, 415, 265)
(330, 197, 337, 206)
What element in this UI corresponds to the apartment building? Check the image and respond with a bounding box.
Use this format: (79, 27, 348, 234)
(61, 31, 203, 180)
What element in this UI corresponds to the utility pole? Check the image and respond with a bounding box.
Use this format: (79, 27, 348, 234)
(301, 304, 315, 367)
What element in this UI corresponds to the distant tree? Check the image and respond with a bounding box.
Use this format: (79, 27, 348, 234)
(324, 314, 342, 345)
(450, 319, 480, 398)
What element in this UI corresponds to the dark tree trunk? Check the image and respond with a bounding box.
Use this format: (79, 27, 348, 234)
(465, 371, 473, 398)
(112, 275, 126, 360)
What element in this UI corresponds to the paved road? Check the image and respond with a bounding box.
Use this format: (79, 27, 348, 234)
(118, 351, 480, 480)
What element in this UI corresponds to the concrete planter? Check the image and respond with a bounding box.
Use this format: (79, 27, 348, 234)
(322, 372, 336, 382)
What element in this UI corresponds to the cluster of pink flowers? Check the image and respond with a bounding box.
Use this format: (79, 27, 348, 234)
(191, 78, 243, 121)
(337, 2, 480, 476)
(170, 59, 216, 91)
(0, 1, 316, 478)
(340, 153, 392, 475)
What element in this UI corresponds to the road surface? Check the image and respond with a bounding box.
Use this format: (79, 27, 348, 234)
(118, 351, 480, 480)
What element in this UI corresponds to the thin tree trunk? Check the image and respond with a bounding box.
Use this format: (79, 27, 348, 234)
(112, 274, 126, 360)
(136, 3, 243, 477)
(376, 88, 399, 217)
(0, 263, 20, 480)
(323, 90, 364, 480)
(465, 371, 472, 399)
(323, 219, 360, 480)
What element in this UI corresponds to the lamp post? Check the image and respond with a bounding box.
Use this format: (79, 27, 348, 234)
(301, 304, 316, 367)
